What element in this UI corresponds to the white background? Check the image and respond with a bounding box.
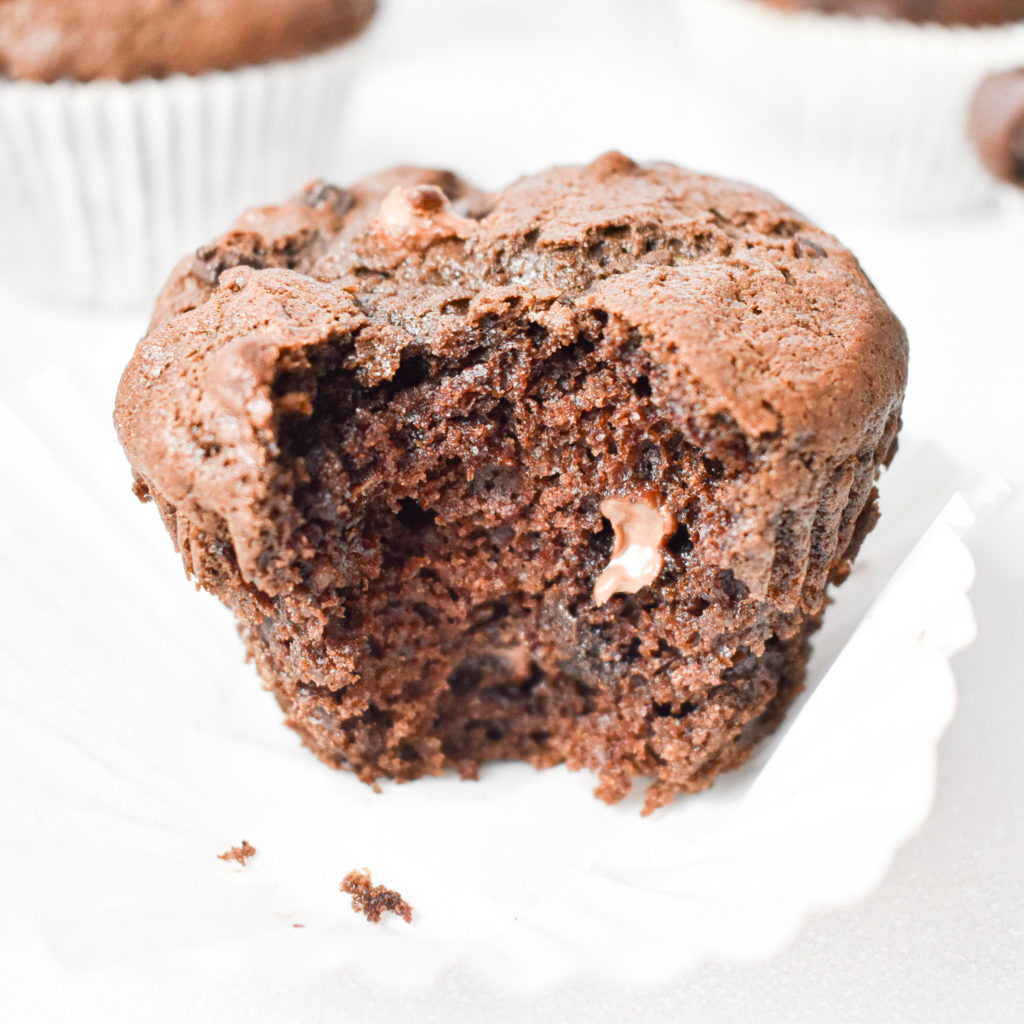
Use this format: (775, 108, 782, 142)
(2, 0, 1023, 1019)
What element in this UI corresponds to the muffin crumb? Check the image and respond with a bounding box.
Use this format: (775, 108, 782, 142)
(218, 840, 257, 865)
(341, 870, 413, 924)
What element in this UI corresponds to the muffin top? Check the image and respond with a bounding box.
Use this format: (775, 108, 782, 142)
(0, 0, 377, 83)
(756, 0, 1024, 25)
(117, 153, 907, 560)
(970, 68, 1024, 184)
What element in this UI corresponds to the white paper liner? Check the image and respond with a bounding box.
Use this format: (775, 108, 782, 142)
(0, 365, 992, 995)
(0, 42, 364, 308)
(678, 0, 1024, 217)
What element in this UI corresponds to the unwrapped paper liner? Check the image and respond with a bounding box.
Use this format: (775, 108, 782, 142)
(0, 364, 998, 992)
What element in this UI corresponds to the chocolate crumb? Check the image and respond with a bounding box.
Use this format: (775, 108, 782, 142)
(217, 840, 257, 865)
(341, 869, 413, 924)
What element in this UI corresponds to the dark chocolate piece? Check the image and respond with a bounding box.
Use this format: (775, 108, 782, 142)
(218, 840, 257, 865)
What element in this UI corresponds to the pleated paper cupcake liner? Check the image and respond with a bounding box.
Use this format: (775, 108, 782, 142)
(0, 358, 996, 992)
(0, 41, 364, 308)
(678, 0, 1024, 217)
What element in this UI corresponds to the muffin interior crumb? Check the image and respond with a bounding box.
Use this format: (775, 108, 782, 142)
(262, 311, 810, 811)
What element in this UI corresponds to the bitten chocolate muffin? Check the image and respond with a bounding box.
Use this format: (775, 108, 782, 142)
(756, 0, 1024, 24)
(115, 154, 907, 813)
(970, 68, 1024, 183)
(0, 0, 376, 82)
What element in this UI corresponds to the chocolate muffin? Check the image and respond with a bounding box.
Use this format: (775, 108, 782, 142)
(115, 154, 907, 813)
(756, 0, 1024, 24)
(0, 0, 377, 82)
(970, 68, 1024, 183)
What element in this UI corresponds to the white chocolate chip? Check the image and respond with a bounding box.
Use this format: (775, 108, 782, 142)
(375, 185, 476, 241)
(593, 495, 675, 607)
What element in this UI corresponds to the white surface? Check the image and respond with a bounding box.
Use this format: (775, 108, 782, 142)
(1, 0, 1023, 1019)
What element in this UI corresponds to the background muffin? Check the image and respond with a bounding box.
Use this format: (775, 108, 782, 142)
(968, 66, 1024, 224)
(0, 0, 377, 306)
(757, 0, 1024, 25)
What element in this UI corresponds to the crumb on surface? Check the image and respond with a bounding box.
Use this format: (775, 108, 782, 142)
(292, 923, 305, 928)
(217, 840, 257, 865)
(341, 869, 413, 924)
